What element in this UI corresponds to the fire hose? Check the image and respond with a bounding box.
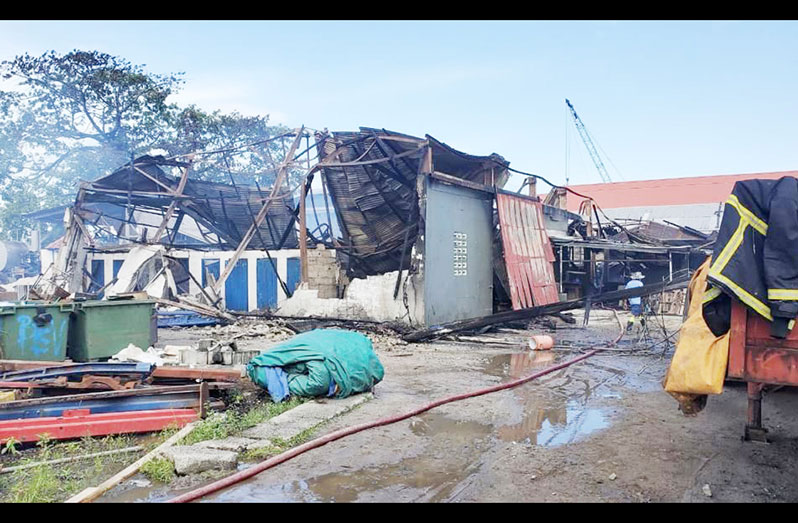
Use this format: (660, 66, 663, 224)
(167, 348, 602, 503)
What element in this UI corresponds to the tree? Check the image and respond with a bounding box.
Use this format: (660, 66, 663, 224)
(0, 50, 183, 185)
(0, 49, 295, 241)
(158, 105, 293, 188)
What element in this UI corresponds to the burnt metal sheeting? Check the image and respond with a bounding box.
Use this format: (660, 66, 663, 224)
(82, 155, 297, 250)
(318, 128, 509, 276)
(496, 192, 559, 309)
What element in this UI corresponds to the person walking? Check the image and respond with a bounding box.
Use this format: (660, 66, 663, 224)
(625, 271, 646, 332)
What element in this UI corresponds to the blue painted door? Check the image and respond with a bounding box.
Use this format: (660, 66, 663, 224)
(287, 257, 301, 296)
(256, 258, 278, 309)
(112, 259, 124, 279)
(224, 258, 248, 311)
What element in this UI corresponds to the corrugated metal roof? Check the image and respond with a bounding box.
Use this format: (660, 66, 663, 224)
(82, 156, 297, 250)
(319, 128, 509, 276)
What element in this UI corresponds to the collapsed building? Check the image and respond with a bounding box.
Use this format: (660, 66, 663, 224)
(24, 127, 712, 327)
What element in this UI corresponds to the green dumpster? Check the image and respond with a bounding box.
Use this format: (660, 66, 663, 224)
(67, 300, 155, 362)
(0, 302, 75, 361)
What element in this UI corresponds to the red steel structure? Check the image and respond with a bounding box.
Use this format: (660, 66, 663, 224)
(728, 300, 798, 441)
(496, 192, 559, 310)
(0, 408, 197, 444)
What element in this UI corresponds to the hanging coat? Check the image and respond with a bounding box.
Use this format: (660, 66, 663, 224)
(703, 177, 798, 338)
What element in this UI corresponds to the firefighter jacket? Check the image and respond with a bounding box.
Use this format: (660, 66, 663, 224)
(703, 177, 798, 338)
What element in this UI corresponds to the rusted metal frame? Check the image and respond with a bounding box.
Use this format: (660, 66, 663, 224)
(217, 190, 244, 244)
(318, 167, 353, 249)
(132, 165, 179, 195)
(369, 138, 416, 189)
(300, 178, 309, 283)
(355, 156, 411, 225)
(307, 184, 323, 239)
(168, 211, 186, 245)
(253, 180, 280, 248)
(393, 212, 417, 299)
(319, 169, 336, 240)
(430, 171, 495, 194)
(212, 127, 305, 295)
(316, 146, 423, 169)
(335, 161, 380, 273)
(373, 134, 419, 187)
(71, 212, 95, 247)
(152, 161, 192, 243)
(83, 186, 193, 200)
(373, 134, 425, 144)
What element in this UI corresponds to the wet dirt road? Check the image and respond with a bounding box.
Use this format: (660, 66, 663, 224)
(112, 311, 798, 502)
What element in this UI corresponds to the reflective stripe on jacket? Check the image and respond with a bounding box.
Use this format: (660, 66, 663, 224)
(704, 177, 798, 334)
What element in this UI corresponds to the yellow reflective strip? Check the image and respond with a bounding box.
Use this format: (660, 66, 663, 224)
(711, 219, 747, 273)
(727, 194, 768, 235)
(702, 286, 722, 304)
(708, 270, 773, 320)
(768, 289, 798, 300)
(790, 319, 796, 330)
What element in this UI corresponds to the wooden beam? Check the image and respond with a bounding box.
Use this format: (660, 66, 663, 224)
(132, 165, 178, 195)
(65, 421, 197, 503)
(212, 127, 305, 295)
(152, 159, 193, 242)
(299, 176, 308, 284)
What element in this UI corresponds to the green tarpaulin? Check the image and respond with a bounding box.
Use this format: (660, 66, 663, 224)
(247, 329, 385, 399)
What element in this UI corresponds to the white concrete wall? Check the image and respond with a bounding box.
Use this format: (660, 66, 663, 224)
(89, 248, 301, 311)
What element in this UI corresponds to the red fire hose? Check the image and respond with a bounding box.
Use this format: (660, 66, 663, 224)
(167, 349, 601, 503)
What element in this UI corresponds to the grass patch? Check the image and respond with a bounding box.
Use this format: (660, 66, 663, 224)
(0, 433, 145, 503)
(180, 396, 305, 446)
(241, 424, 323, 462)
(140, 456, 175, 484)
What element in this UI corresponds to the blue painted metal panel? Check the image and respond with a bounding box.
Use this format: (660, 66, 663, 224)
(256, 258, 278, 309)
(0, 393, 199, 420)
(201, 258, 220, 287)
(224, 258, 248, 311)
(287, 257, 301, 295)
(158, 311, 219, 328)
(112, 259, 124, 279)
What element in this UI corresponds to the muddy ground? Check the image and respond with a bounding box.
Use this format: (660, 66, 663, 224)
(110, 310, 798, 503)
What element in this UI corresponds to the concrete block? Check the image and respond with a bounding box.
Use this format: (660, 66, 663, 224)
(194, 437, 260, 453)
(163, 446, 238, 475)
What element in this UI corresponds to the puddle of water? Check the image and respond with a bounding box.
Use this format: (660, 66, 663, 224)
(482, 350, 560, 378)
(482, 352, 611, 446)
(209, 412, 492, 503)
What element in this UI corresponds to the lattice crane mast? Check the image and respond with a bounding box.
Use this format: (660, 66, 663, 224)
(565, 98, 612, 184)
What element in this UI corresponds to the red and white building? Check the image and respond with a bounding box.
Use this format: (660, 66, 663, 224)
(558, 170, 798, 233)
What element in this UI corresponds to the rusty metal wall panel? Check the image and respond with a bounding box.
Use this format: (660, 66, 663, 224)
(496, 192, 559, 309)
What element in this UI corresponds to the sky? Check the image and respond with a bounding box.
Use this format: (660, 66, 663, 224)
(2, 20, 798, 192)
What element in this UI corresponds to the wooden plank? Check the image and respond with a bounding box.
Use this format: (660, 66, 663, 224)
(213, 127, 305, 294)
(152, 159, 193, 242)
(151, 366, 243, 382)
(65, 420, 197, 503)
(300, 177, 308, 283)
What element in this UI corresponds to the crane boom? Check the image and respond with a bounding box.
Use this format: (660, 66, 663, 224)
(565, 98, 612, 184)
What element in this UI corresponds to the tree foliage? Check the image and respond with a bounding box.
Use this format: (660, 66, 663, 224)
(0, 49, 293, 241)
